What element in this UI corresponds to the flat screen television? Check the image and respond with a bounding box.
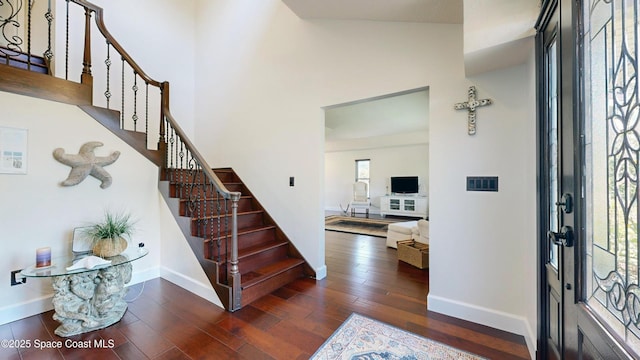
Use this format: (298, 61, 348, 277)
(390, 176, 419, 194)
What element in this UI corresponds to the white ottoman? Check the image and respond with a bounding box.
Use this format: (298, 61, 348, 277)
(386, 221, 418, 248)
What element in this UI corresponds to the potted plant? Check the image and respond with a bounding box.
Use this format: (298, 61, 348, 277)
(85, 211, 136, 257)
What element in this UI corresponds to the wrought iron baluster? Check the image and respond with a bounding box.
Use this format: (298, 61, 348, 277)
(43, 0, 53, 64)
(202, 174, 208, 243)
(26, 0, 32, 70)
(145, 83, 149, 145)
(163, 116, 168, 168)
(216, 192, 222, 265)
(104, 41, 111, 108)
(121, 57, 125, 128)
(132, 71, 138, 131)
(0, 0, 24, 65)
(65, 0, 69, 79)
(179, 139, 184, 170)
(177, 137, 183, 196)
(198, 166, 202, 238)
(169, 125, 175, 168)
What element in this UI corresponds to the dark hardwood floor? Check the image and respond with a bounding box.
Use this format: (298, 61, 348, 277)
(1, 228, 530, 359)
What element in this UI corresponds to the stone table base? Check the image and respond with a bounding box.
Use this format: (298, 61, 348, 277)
(51, 260, 132, 337)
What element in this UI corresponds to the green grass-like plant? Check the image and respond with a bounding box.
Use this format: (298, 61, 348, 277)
(85, 211, 136, 241)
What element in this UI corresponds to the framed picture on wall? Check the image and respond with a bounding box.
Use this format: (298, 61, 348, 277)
(0, 126, 28, 174)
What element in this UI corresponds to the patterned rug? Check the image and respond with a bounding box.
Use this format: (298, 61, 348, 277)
(311, 313, 486, 360)
(325, 215, 399, 238)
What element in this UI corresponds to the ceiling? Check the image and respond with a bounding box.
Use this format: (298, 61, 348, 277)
(284, 0, 537, 143)
(282, 1, 459, 143)
(282, 0, 463, 24)
(324, 90, 429, 142)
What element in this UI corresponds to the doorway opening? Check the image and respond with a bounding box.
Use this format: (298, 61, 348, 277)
(323, 87, 430, 217)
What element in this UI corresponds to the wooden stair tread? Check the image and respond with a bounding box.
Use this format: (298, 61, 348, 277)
(237, 224, 276, 236)
(161, 166, 313, 310)
(0, 47, 49, 74)
(239, 239, 288, 259)
(211, 239, 289, 264)
(205, 224, 275, 240)
(241, 258, 305, 289)
(180, 195, 252, 203)
(192, 209, 263, 222)
(212, 168, 234, 174)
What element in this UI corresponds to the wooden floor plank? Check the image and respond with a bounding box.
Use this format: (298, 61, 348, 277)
(0, 228, 530, 359)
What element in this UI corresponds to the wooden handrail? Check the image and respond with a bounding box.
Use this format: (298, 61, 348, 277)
(161, 83, 242, 310)
(67, 0, 239, 202)
(159, 82, 241, 202)
(70, 0, 161, 88)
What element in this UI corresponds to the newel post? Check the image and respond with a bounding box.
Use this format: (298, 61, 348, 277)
(80, 7, 93, 85)
(159, 82, 168, 143)
(158, 82, 169, 167)
(229, 193, 241, 311)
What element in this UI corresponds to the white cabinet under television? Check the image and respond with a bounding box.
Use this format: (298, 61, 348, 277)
(380, 195, 428, 219)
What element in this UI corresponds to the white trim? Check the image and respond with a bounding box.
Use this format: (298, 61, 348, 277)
(130, 267, 161, 285)
(160, 266, 224, 308)
(314, 265, 327, 280)
(0, 295, 53, 325)
(427, 294, 536, 359)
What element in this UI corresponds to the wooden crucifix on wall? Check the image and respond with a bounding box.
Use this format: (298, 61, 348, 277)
(454, 86, 492, 135)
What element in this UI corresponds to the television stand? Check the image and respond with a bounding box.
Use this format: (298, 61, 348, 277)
(380, 194, 428, 219)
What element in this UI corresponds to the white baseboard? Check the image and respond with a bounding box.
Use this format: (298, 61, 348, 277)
(0, 295, 54, 326)
(130, 267, 161, 285)
(428, 294, 536, 359)
(314, 265, 327, 280)
(160, 266, 224, 308)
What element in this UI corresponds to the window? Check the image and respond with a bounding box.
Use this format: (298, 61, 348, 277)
(355, 159, 370, 198)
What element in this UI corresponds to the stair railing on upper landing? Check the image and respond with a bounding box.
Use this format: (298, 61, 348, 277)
(0, 0, 242, 310)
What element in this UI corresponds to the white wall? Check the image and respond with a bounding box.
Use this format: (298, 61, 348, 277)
(325, 144, 429, 212)
(5, 0, 538, 353)
(0, 90, 223, 324)
(0, 92, 161, 324)
(193, 0, 462, 280)
(53, 0, 198, 138)
(428, 56, 537, 355)
(192, 0, 537, 354)
(0, 0, 226, 325)
(524, 42, 538, 355)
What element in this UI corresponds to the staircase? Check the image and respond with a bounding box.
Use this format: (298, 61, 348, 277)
(160, 168, 309, 308)
(0, 0, 314, 311)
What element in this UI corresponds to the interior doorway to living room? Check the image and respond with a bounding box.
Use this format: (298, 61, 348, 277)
(322, 87, 430, 304)
(323, 87, 429, 218)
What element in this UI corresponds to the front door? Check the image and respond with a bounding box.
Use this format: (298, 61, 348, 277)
(539, 3, 575, 358)
(538, 0, 640, 358)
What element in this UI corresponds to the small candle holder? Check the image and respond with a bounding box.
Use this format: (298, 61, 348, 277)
(36, 247, 51, 268)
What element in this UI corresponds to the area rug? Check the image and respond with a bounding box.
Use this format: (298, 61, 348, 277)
(310, 313, 486, 360)
(325, 215, 399, 238)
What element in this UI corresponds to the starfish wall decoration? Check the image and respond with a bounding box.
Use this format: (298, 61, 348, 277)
(53, 142, 121, 189)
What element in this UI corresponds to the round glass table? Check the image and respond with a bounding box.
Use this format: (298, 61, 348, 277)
(21, 247, 148, 337)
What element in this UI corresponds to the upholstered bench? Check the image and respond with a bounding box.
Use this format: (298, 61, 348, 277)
(386, 221, 418, 248)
